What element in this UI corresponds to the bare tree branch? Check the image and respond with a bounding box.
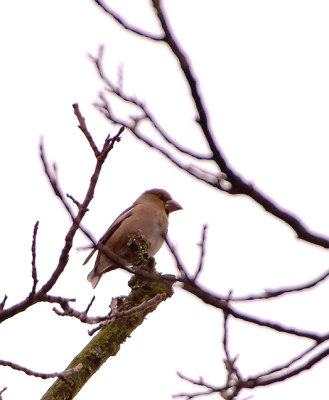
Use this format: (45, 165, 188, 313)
(41, 242, 174, 399)
(0, 105, 123, 324)
(91, 46, 213, 161)
(30, 221, 39, 296)
(175, 373, 227, 399)
(221, 305, 242, 400)
(230, 268, 329, 302)
(0, 296, 7, 312)
(193, 224, 208, 281)
(244, 345, 329, 388)
(92, 2, 329, 250)
(183, 280, 327, 342)
(249, 342, 320, 381)
(93, 1, 164, 41)
(0, 359, 82, 380)
(88, 293, 166, 335)
(0, 387, 7, 399)
(73, 102, 100, 157)
(39, 137, 95, 244)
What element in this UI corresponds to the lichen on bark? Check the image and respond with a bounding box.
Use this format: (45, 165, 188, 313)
(41, 235, 174, 400)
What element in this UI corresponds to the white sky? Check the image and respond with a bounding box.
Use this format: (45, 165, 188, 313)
(1, 1, 329, 399)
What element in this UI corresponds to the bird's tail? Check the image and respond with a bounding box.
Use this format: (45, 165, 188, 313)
(87, 269, 101, 289)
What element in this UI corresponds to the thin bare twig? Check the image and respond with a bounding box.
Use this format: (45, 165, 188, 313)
(39, 138, 96, 245)
(0, 359, 82, 380)
(0, 107, 122, 325)
(193, 224, 208, 280)
(52, 296, 107, 324)
(175, 373, 225, 399)
(94, 90, 220, 188)
(93, 1, 164, 41)
(165, 236, 191, 281)
(221, 298, 242, 400)
(164, 235, 328, 342)
(39, 125, 123, 296)
(88, 293, 166, 335)
(0, 296, 7, 312)
(182, 280, 326, 342)
(66, 193, 84, 210)
(0, 387, 7, 398)
(73, 103, 100, 157)
(30, 221, 39, 295)
(230, 268, 329, 302)
(92, 47, 212, 161)
(249, 342, 320, 381)
(244, 346, 329, 388)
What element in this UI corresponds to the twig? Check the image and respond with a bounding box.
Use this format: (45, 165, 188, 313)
(39, 138, 96, 244)
(182, 280, 326, 342)
(92, 1, 163, 41)
(88, 293, 166, 335)
(193, 224, 208, 280)
(0, 296, 7, 312)
(73, 103, 100, 157)
(30, 221, 39, 295)
(92, 46, 212, 162)
(158, 0, 329, 248)
(66, 193, 84, 210)
(94, 91, 220, 188)
(230, 268, 329, 302)
(0, 107, 122, 324)
(175, 373, 226, 399)
(221, 297, 242, 400)
(0, 387, 7, 399)
(249, 342, 320, 381)
(244, 346, 329, 388)
(165, 236, 191, 281)
(0, 359, 82, 380)
(38, 125, 122, 295)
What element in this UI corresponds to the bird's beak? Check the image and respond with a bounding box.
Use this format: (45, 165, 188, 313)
(165, 199, 183, 214)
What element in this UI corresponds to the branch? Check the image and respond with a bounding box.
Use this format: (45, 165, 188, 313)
(91, 46, 212, 161)
(193, 224, 208, 281)
(88, 293, 166, 335)
(175, 373, 228, 399)
(0, 296, 7, 312)
(73, 103, 100, 157)
(230, 268, 329, 302)
(41, 248, 174, 399)
(244, 345, 329, 388)
(183, 280, 325, 342)
(165, 236, 191, 281)
(0, 359, 82, 380)
(220, 305, 242, 400)
(149, 0, 329, 250)
(30, 221, 39, 296)
(249, 342, 320, 381)
(38, 119, 122, 296)
(0, 387, 7, 400)
(39, 137, 95, 244)
(93, 1, 164, 41)
(0, 105, 123, 324)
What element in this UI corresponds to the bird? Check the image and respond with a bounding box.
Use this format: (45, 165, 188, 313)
(83, 188, 182, 288)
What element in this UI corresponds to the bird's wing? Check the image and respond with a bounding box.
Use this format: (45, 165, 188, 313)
(82, 204, 134, 265)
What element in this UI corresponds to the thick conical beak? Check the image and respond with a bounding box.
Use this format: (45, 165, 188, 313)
(165, 199, 183, 214)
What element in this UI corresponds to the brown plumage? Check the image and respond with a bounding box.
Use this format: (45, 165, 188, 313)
(84, 189, 182, 288)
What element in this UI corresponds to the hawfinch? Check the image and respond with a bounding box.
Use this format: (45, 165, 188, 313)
(84, 188, 182, 288)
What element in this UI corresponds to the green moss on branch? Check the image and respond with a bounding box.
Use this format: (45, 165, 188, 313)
(41, 236, 174, 400)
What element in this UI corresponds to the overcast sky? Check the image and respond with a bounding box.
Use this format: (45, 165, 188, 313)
(1, 1, 329, 399)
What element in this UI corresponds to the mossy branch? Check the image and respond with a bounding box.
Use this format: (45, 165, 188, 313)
(41, 236, 174, 400)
